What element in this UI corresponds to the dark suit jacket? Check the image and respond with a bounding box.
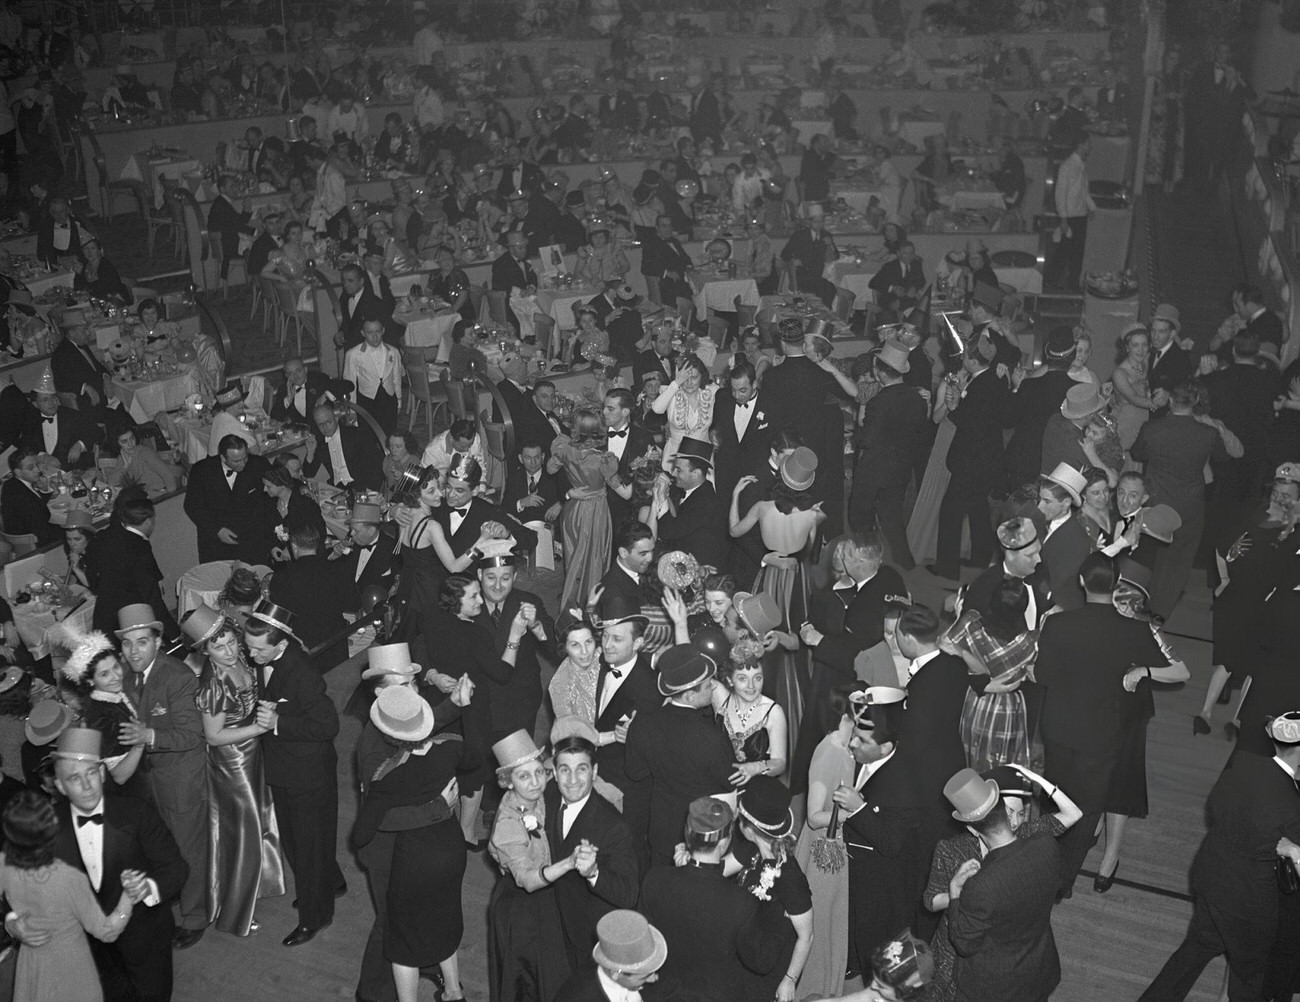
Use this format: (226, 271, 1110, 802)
(657, 483, 727, 570)
(900, 652, 970, 830)
(947, 367, 1009, 486)
(496, 160, 544, 195)
(88, 523, 179, 638)
(474, 587, 556, 737)
(429, 496, 538, 559)
(133, 653, 206, 814)
(335, 530, 402, 602)
(959, 564, 1051, 627)
(1245, 308, 1284, 351)
(807, 567, 909, 677)
(1148, 343, 1195, 398)
(19, 405, 100, 467)
(1040, 515, 1093, 611)
(0, 477, 59, 545)
(53, 793, 187, 998)
(592, 654, 659, 799)
(624, 702, 735, 865)
(270, 370, 338, 424)
(640, 234, 692, 281)
(949, 833, 1061, 1002)
(503, 465, 563, 517)
(338, 285, 392, 350)
(247, 232, 280, 278)
(269, 551, 350, 662)
(855, 382, 930, 486)
(183, 452, 275, 563)
(711, 390, 775, 502)
(544, 785, 639, 970)
(1002, 368, 1075, 488)
(207, 194, 250, 264)
(496, 378, 559, 456)
(868, 258, 927, 305)
(51, 338, 111, 407)
(598, 564, 643, 608)
(36, 216, 85, 266)
(304, 423, 385, 491)
(632, 348, 677, 387)
(258, 642, 340, 791)
(553, 969, 612, 1002)
(760, 356, 847, 480)
(728, 463, 778, 586)
(491, 252, 537, 292)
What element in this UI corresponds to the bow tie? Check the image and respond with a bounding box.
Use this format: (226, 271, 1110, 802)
(42, 416, 55, 424)
(76, 813, 104, 828)
(736, 399, 754, 410)
(606, 665, 623, 678)
(450, 506, 469, 516)
(608, 428, 628, 439)
(357, 542, 376, 552)
(54, 222, 69, 230)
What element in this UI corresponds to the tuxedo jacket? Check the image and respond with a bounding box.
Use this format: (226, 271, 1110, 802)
(269, 551, 350, 656)
(491, 252, 537, 292)
(544, 785, 640, 970)
(1002, 368, 1075, 487)
(247, 232, 280, 277)
(305, 422, 385, 491)
(900, 653, 970, 827)
(623, 702, 735, 865)
(553, 969, 613, 1002)
(36, 215, 85, 266)
(855, 382, 931, 485)
(207, 194, 250, 263)
(473, 587, 557, 737)
(1245, 308, 1284, 351)
(958, 563, 1051, 627)
(1040, 515, 1094, 611)
(807, 566, 910, 678)
(633, 348, 678, 387)
(430, 496, 538, 558)
(502, 464, 563, 517)
(335, 529, 402, 601)
(592, 654, 660, 800)
(598, 564, 643, 608)
(53, 793, 186, 993)
(270, 370, 338, 424)
(19, 405, 100, 467)
(88, 523, 179, 639)
(51, 337, 111, 405)
(496, 160, 544, 195)
(0, 477, 59, 545)
(946, 368, 1009, 485)
(606, 424, 654, 527)
(184, 452, 276, 563)
(640, 234, 692, 280)
(258, 642, 340, 791)
(339, 285, 393, 350)
(133, 653, 207, 813)
(728, 464, 777, 586)
(1148, 343, 1195, 399)
(868, 258, 926, 301)
(496, 378, 560, 456)
(711, 389, 775, 502)
(949, 833, 1061, 1002)
(657, 483, 727, 570)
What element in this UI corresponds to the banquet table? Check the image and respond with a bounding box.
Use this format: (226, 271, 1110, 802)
(0, 230, 37, 257)
(829, 184, 889, 213)
(22, 268, 75, 298)
(825, 262, 878, 310)
(394, 303, 458, 353)
(692, 270, 761, 314)
(11, 597, 96, 661)
(166, 414, 310, 464)
(943, 187, 1007, 212)
(176, 561, 270, 619)
(111, 365, 201, 423)
(1081, 291, 1138, 383)
(536, 284, 603, 328)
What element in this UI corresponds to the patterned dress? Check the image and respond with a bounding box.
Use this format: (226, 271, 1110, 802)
(942, 611, 1037, 772)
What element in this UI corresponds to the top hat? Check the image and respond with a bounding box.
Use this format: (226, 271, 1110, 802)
(733, 591, 782, 637)
(492, 728, 544, 771)
(180, 603, 226, 649)
(115, 603, 163, 637)
(247, 599, 299, 641)
(944, 767, 1000, 822)
(1277, 462, 1300, 485)
(63, 509, 96, 532)
(1060, 382, 1107, 421)
(737, 775, 794, 838)
(675, 437, 714, 469)
(1265, 711, 1300, 745)
(25, 699, 72, 746)
(1116, 556, 1151, 596)
(656, 644, 717, 695)
(32, 367, 56, 396)
(780, 447, 818, 492)
(685, 796, 733, 842)
(370, 685, 434, 743)
(1152, 303, 1181, 329)
(1043, 462, 1087, 506)
(215, 382, 244, 406)
(1135, 503, 1182, 543)
(982, 764, 1035, 800)
(996, 516, 1039, 552)
(362, 642, 421, 681)
(848, 685, 906, 729)
(1043, 326, 1077, 362)
(0, 666, 23, 695)
(971, 282, 1004, 313)
(777, 316, 806, 344)
(551, 714, 600, 746)
(350, 502, 384, 525)
(875, 340, 911, 374)
(596, 593, 649, 628)
(52, 726, 103, 763)
(591, 911, 668, 975)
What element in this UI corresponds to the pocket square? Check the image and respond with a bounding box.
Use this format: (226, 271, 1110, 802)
(151, 704, 168, 716)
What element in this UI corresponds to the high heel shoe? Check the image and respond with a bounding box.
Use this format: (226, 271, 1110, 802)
(1093, 862, 1120, 894)
(1193, 715, 1211, 736)
(1224, 720, 1240, 741)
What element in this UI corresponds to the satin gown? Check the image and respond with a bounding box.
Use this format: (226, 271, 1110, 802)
(196, 661, 285, 935)
(552, 439, 616, 612)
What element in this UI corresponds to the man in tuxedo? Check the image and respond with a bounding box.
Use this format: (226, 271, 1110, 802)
(649, 439, 727, 570)
(503, 441, 563, 522)
(1037, 553, 1175, 897)
(23, 373, 100, 469)
(591, 283, 645, 367)
(429, 455, 537, 559)
(945, 769, 1061, 1002)
(728, 431, 802, 587)
(1003, 327, 1078, 488)
(491, 232, 538, 334)
(269, 524, 350, 668)
(35, 195, 84, 266)
(49, 729, 187, 1002)
(711, 360, 774, 504)
(932, 341, 1010, 580)
(246, 212, 283, 278)
(270, 356, 339, 424)
(335, 500, 401, 601)
(850, 344, 930, 570)
(336, 263, 392, 351)
(304, 400, 385, 491)
(624, 645, 735, 866)
(183, 435, 275, 563)
(115, 603, 209, 949)
(601, 388, 654, 528)
(1238, 285, 1284, 355)
(496, 143, 544, 196)
(206, 174, 251, 279)
(89, 494, 179, 640)
(1, 448, 59, 545)
(640, 798, 784, 1002)
(544, 735, 640, 972)
(1147, 303, 1194, 407)
(244, 602, 344, 946)
(834, 686, 922, 972)
(868, 241, 926, 317)
(592, 597, 661, 809)
(600, 522, 654, 607)
(553, 910, 667, 1002)
(51, 322, 114, 417)
(1140, 713, 1300, 1002)
(499, 375, 561, 462)
(476, 553, 556, 738)
(632, 327, 678, 400)
(639, 215, 693, 315)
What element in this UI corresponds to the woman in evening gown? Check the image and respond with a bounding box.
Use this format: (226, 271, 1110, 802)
(651, 353, 718, 471)
(186, 604, 284, 936)
(551, 407, 617, 612)
(1110, 325, 1154, 452)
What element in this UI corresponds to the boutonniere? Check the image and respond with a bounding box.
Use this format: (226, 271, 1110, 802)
(275, 524, 289, 542)
(151, 703, 168, 716)
(520, 810, 542, 839)
(747, 859, 783, 902)
(755, 410, 765, 422)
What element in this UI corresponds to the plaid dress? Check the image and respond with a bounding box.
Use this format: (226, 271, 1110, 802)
(942, 612, 1037, 771)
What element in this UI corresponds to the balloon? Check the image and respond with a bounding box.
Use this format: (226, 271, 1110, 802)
(692, 626, 730, 664)
(674, 179, 699, 199)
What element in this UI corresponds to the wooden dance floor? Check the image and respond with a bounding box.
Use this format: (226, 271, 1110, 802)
(170, 567, 1232, 1002)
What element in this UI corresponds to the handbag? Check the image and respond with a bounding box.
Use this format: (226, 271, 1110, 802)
(1278, 856, 1300, 895)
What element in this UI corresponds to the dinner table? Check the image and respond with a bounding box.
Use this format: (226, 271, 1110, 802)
(120, 150, 204, 209)
(11, 596, 96, 661)
(162, 412, 311, 464)
(393, 299, 459, 355)
(691, 266, 761, 316)
(20, 267, 75, 298)
(110, 364, 202, 423)
(176, 561, 272, 619)
(536, 282, 603, 328)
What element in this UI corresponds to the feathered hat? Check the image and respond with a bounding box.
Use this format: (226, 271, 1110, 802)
(57, 620, 116, 685)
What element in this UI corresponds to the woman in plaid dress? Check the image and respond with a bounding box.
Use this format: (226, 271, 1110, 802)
(939, 577, 1038, 771)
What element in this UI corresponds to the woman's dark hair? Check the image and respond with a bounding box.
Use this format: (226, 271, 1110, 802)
(2, 791, 59, 869)
(136, 298, 159, 318)
(702, 573, 736, 598)
(439, 574, 477, 615)
(74, 648, 119, 690)
(678, 353, 709, 385)
(1081, 466, 1109, 496)
(391, 430, 420, 456)
(771, 478, 816, 515)
(241, 616, 287, 645)
(770, 429, 804, 454)
(219, 567, 264, 608)
(448, 418, 477, 442)
(262, 465, 299, 491)
(984, 578, 1030, 643)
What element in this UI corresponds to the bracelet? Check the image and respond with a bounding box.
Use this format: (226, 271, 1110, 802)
(538, 865, 550, 885)
(505, 640, 520, 650)
(781, 974, 796, 982)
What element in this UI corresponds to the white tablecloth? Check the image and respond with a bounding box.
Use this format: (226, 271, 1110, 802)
(791, 119, 832, 143)
(176, 561, 271, 619)
(111, 366, 200, 423)
(398, 309, 458, 351)
(945, 189, 1006, 212)
(827, 268, 877, 310)
(997, 266, 1043, 295)
(24, 269, 74, 297)
(692, 275, 760, 314)
(0, 232, 37, 257)
(121, 155, 202, 209)
(12, 598, 95, 661)
(537, 286, 602, 328)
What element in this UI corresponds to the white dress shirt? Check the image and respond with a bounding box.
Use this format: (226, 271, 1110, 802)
(906, 648, 942, 681)
(1053, 152, 1096, 219)
(598, 657, 637, 716)
(846, 749, 897, 821)
(596, 967, 642, 1002)
(324, 429, 355, 485)
(732, 397, 756, 440)
(41, 413, 58, 453)
(560, 792, 591, 840)
(606, 422, 630, 461)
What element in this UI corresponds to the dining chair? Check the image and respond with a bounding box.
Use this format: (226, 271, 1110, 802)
(0, 532, 37, 556)
(404, 361, 451, 440)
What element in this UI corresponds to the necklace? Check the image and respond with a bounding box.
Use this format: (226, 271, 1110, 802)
(732, 696, 762, 731)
